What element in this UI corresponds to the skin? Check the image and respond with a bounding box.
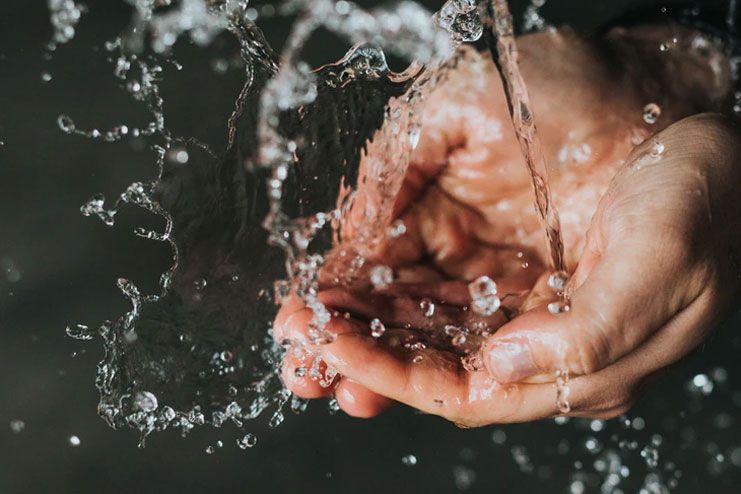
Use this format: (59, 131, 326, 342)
(273, 24, 741, 425)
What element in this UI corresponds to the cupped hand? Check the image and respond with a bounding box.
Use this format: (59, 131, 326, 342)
(273, 26, 740, 424)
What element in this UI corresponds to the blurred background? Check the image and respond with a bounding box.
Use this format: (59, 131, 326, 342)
(0, 1, 739, 492)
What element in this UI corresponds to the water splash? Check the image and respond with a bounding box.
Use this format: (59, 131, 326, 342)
(522, 0, 548, 33)
(483, 0, 566, 275)
(57, 0, 466, 445)
(48, 0, 87, 48)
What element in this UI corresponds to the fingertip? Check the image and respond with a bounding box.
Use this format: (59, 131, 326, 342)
(280, 352, 335, 399)
(335, 379, 394, 418)
(483, 338, 540, 383)
(273, 295, 309, 342)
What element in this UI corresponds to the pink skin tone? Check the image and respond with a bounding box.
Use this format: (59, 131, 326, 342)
(273, 25, 741, 425)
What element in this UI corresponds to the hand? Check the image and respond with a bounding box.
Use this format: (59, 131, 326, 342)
(273, 26, 740, 424)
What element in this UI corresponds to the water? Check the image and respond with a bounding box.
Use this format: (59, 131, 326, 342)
(9, 0, 737, 492)
(483, 0, 566, 275)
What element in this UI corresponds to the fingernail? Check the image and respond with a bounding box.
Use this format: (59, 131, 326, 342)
(485, 341, 538, 382)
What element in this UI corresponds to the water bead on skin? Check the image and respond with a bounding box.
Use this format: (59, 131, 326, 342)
(370, 318, 386, 338)
(547, 271, 569, 293)
(370, 265, 394, 289)
(420, 298, 435, 317)
(468, 275, 501, 316)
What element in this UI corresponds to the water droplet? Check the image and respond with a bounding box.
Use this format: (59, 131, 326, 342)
(555, 369, 571, 413)
(133, 391, 159, 412)
(68, 435, 81, 447)
(547, 301, 570, 315)
(640, 445, 659, 468)
(547, 271, 568, 293)
(370, 318, 386, 338)
(9, 420, 25, 434)
(65, 323, 94, 340)
(41, 72, 52, 83)
(370, 265, 394, 289)
(643, 103, 661, 124)
(461, 352, 484, 372)
(584, 436, 602, 454)
(420, 298, 435, 317)
(434, 0, 483, 43)
(388, 219, 407, 238)
(237, 433, 257, 449)
(268, 410, 284, 428)
(48, 0, 86, 46)
(468, 276, 500, 316)
(491, 429, 507, 445)
(453, 465, 477, 490)
(689, 373, 714, 395)
(57, 114, 75, 133)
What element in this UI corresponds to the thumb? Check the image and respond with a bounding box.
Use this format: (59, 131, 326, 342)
(481, 234, 691, 383)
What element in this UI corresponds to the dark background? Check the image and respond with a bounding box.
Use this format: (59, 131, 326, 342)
(0, 1, 739, 493)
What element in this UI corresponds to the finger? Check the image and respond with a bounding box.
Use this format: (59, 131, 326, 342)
(564, 282, 723, 416)
(281, 350, 336, 399)
(318, 283, 722, 424)
(320, 332, 564, 424)
(480, 235, 698, 383)
(320, 331, 468, 415)
(272, 294, 309, 343)
(335, 379, 395, 418)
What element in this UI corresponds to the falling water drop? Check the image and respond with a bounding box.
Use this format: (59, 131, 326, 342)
(402, 454, 418, 466)
(133, 391, 159, 412)
(434, 0, 483, 43)
(237, 433, 257, 449)
(9, 420, 25, 434)
(57, 114, 76, 133)
(643, 103, 661, 124)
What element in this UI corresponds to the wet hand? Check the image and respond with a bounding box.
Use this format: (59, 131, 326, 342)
(273, 28, 739, 424)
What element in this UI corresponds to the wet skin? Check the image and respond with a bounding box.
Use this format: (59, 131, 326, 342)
(273, 24, 741, 425)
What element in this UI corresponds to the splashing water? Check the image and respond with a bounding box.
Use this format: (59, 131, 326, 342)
(55, 0, 465, 445)
(482, 0, 566, 278)
(522, 0, 548, 33)
(47, 0, 86, 48)
(55, 0, 574, 446)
